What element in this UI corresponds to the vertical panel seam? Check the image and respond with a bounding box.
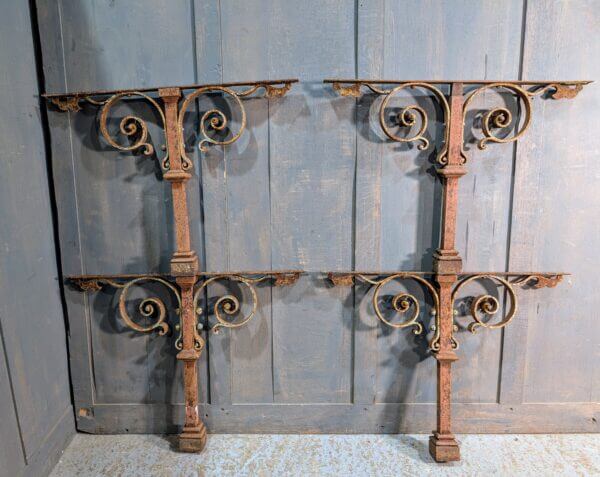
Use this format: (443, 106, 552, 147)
(499, 0, 529, 406)
(349, 0, 360, 404)
(267, 97, 276, 403)
(216, 0, 233, 404)
(191, 0, 211, 404)
(190, 0, 199, 84)
(354, 0, 359, 78)
(56, 0, 97, 406)
(28, 0, 77, 422)
(217, 0, 230, 272)
(0, 320, 27, 464)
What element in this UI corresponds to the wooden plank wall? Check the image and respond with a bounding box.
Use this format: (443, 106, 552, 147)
(505, 0, 600, 409)
(0, 2, 74, 476)
(35, 0, 598, 434)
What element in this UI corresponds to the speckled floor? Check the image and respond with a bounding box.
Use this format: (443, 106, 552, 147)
(50, 434, 599, 476)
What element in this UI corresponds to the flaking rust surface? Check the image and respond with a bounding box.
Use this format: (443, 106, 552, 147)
(51, 433, 599, 476)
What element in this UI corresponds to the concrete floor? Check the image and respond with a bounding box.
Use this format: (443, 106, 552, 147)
(50, 434, 599, 476)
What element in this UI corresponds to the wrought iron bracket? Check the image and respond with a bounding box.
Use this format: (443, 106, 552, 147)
(325, 79, 589, 164)
(45, 79, 299, 453)
(69, 271, 301, 350)
(328, 271, 565, 347)
(45, 79, 297, 171)
(326, 78, 589, 463)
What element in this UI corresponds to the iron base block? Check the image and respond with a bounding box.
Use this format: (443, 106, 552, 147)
(429, 432, 460, 462)
(179, 425, 207, 453)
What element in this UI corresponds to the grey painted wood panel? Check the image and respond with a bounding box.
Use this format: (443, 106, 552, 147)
(90, 401, 599, 434)
(353, 0, 385, 406)
(193, 0, 233, 407)
(36, 0, 97, 427)
(223, 101, 274, 404)
(200, 0, 275, 404)
(507, 0, 599, 405)
(0, 1, 74, 474)
(0, 328, 25, 476)
(200, 0, 357, 404)
(0, 0, 73, 460)
(266, 0, 356, 403)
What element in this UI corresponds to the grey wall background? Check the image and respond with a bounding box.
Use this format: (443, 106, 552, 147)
(0, 2, 74, 476)
(32, 0, 599, 438)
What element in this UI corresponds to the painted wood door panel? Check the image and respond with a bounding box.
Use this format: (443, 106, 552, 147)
(0, 1, 74, 473)
(507, 0, 600, 405)
(0, 332, 26, 476)
(199, 0, 357, 404)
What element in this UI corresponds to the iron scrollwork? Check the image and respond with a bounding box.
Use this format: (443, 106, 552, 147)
(452, 273, 565, 335)
(70, 271, 301, 350)
(332, 81, 450, 165)
(49, 96, 84, 112)
(193, 274, 261, 334)
(460, 82, 586, 158)
(512, 273, 564, 289)
(98, 92, 170, 167)
(71, 275, 180, 336)
(328, 271, 567, 349)
(364, 273, 439, 336)
(452, 274, 517, 334)
(45, 80, 297, 171)
(179, 86, 247, 159)
(193, 271, 301, 334)
(462, 83, 533, 152)
(327, 79, 588, 164)
(178, 82, 293, 158)
(328, 272, 440, 342)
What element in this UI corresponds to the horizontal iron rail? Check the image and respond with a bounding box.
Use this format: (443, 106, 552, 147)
(324, 78, 591, 86)
(67, 270, 303, 280)
(43, 79, 299, 99)
(326, 271, 569, 276)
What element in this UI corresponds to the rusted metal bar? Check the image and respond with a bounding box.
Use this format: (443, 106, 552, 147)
(326, 271, 569, 277)
(327, 272, 567, 292)
(428, 81, 465, 462)
(324, 78, 591, 86)
(68, 270, 303, 281)
(156, 85, 205, 451)
(43, 78, 299, 99)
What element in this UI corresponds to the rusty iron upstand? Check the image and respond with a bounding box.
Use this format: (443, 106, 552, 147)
(325, 78, 589, 462)
(45, 79, 300, 453)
